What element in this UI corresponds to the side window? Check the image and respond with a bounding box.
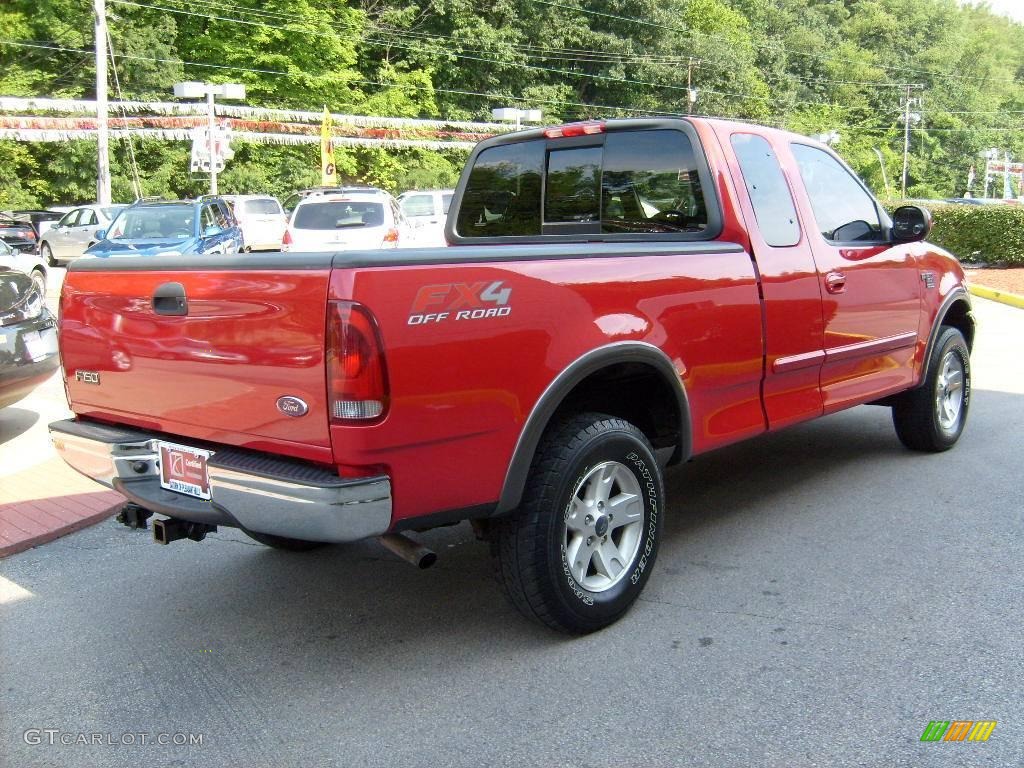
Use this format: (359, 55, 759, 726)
(59, 210, 81, 228)
(200, 205, 218, 234)
(455, 142, 543, 237)
(400, 194, 435, 217)
(791, 144, 883, 242)
(214, 202, 231, 229)
(730, 134, 801, 247)
(601, 129, 708, 234)
(79, 210, 98, 227)
(441, 193, 454, 215)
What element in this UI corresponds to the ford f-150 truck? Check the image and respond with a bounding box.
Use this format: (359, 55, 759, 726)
(50, 118, 974, 633)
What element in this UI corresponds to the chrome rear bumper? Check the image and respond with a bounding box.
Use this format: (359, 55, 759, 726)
(49, 418, 391, 543)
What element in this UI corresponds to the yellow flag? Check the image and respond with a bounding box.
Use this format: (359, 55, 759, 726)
(320, 107, 337, 187)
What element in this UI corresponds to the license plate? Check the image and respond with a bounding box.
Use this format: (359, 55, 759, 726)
(158, 442, 212, 500)
(23, 330, 53, 361)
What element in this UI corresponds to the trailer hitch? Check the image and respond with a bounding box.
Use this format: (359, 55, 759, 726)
(152, 517, 217, 544)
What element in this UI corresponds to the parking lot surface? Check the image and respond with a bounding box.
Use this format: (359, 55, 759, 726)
(1, 298, 1021, 767)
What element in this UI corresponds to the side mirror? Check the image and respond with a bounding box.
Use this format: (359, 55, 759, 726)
(94, 229, 107, 241)
(203, 225, 221, 237)
(891, 205, 932, 243)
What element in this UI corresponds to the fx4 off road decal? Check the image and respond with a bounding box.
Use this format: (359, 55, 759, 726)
(407, 281, 512, 325)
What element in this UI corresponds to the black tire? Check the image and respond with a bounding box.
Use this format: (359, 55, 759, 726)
(241, 529, 325, 551)
(493, 412, 664, 634)
(892, 326, 971, 452)
(41, 242, 56, 267)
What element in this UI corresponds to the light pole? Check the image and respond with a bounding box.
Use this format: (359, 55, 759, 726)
(491, 107, 543, 131)
(173, 81, 246, 194)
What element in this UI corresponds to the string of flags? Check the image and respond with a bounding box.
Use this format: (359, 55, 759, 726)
(0, 97, 508, 149)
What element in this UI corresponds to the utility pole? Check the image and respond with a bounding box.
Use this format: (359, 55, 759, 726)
(900, 84, 923, 198)
(686, 57, 700, 115)
(207, 89, 218, 194)
(94, 0, 111, 205)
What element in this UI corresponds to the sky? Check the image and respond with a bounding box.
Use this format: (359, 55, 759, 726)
(960, 0, 1024, 23)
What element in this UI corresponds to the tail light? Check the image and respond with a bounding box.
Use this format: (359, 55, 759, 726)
(382, 227, 399, 247)
(326, 301, 388, 421)
(281, 227, 293, 251)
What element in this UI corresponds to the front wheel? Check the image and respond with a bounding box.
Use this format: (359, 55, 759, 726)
(41, 242, 56, 267)
(892, 326, 971, 452)
(493, 413, 664, 634)
(30, 269, 46, 299)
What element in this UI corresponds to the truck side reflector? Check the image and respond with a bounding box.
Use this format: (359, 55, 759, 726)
(544, 121, 605, 139)
(326, 301, 388, 422)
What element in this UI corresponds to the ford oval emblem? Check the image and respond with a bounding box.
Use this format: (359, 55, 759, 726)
(276, 396, 309, 417)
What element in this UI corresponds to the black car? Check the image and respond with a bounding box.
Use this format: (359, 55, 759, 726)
(0, 268, 59, 409)
(0, 212, 40, 253)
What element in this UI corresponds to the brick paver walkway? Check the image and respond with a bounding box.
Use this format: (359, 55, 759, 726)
(0, 455, 122, 558)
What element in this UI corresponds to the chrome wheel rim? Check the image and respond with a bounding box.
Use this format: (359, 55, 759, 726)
(935, 350, 965, 432)
(562, 460, 645, 593)
(32, 272, 46, 299)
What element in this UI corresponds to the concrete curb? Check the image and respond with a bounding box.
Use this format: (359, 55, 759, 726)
(969, 284, 1024, 310)
(0, 502, 121, 559)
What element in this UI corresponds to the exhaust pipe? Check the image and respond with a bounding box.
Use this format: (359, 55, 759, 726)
(153, 518, 217, 544)
(378, 533, 436, 569)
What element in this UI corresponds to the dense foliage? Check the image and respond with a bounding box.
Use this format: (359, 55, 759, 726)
(1, 0, 1022, 206)
(924, 204, 1024, 265)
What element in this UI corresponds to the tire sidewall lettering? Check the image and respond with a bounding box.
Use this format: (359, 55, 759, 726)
(556, 435, 662, 612)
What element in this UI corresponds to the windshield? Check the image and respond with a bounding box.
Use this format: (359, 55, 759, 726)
(106, 206, 195, 240)
(293, 201, 386, 230)
(243, 199, 281, 215)
(101, 206, 125, 220)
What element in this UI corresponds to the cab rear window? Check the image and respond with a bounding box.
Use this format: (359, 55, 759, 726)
(455, 128, 711, 239)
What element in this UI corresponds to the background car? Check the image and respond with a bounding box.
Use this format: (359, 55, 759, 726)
(0, 267, 59, 409)
(397, 188, 454, 246)
(281, 189, 417, 252)
(88, 197, 241, 259)
(222, 195, 287, 251)
(0, 212, 40, 254)
(40, 204, 126, 265)
(0, 239, 48, 298)
(8, 209, 65, 238)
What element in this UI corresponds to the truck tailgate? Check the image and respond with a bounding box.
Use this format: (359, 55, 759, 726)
(59, 257, 333, 462)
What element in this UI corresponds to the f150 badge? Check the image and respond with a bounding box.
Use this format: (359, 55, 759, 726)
(407, 281, 512, 325)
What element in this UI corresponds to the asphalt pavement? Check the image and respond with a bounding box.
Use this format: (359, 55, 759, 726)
(1, 297, 1021, 768)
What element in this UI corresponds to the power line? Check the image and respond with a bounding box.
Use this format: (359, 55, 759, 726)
(110, 0, 846, 111)
(526, 0, 1022, 85)
(0, 38, 694, 119)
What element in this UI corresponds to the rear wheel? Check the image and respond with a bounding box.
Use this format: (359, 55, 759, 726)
(41, 242, 56, 267)
(241, 530, 325, 551)
(892, 326, 971, 452)
(493, 412, 664, 634)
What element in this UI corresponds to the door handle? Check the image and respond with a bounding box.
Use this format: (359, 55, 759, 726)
(152, 281, 188, 316)
(825, 271, 846, 294)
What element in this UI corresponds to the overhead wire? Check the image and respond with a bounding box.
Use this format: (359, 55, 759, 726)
(526, 0, 1023, 85)
(108, 0, 853, 113)
(0, 39, 696, 120)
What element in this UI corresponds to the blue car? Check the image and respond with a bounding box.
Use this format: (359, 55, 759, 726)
(86, 197, 243, 259)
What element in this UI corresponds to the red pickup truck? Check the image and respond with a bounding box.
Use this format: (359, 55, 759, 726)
(50, 118, 974, 633)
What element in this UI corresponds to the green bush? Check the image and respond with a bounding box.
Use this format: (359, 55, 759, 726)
(889, 203, 1024, 266)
